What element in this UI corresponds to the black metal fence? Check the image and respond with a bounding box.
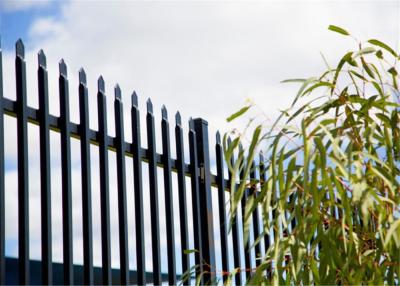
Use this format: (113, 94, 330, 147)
(0, 39, 268, 285)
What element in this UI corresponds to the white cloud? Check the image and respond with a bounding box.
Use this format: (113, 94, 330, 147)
(0, 0, 51, 12)
(28, 17, 63, 37)
(15, 1, 399, 138)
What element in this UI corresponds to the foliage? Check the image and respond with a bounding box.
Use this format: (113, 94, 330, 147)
(223, 26, 400, 285)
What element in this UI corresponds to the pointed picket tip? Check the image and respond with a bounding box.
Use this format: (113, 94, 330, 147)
(216, 131, 221, 144)
(16, 39, 25, 58)
(189, 117, 194, 130)
(239, 143, 244, 153)
(161, 105, 168, 120)
(59, 59, 67, 77)
(97, 76, 105, 93)
(79, 68, 86, 85)
(38, 49, 47, 68)
(175, 111, 181, 126)
(227, 136, 232, 145)
(114, 84, 121, 100)
(131, 91, 138, 107)
(146, 98, 153, 113)
(0, 35, 2, 50)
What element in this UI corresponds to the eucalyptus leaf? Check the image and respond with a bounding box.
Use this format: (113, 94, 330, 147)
(328, 25, 350, 36)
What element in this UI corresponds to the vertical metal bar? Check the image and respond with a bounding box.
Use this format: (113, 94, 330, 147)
(15, 39, 29, 285)
(114, 85, 129, 285)
(146, 99, 161, 285)
(188, 119, 203, 281)
(259, 152, 271, 279)
(270, 154, 280, 276)
(38, 50, 52, 285)
(227, 137, 242, 286)
(97, 76, 111, 285)
(215, 132, 229, 283)
(59, 59, 74, 284)
(239, 145, 252, 282)
(161, 106, 177, 285)
(131, 92, 146, 285)
(289, 194, 296, 232)
(0, 37, 5, 286)
(193, 118, 216, 283)
(78, 69, 94, 285)
(175, 112, 190, 279)
(249, 161, 261, 268)
(259, 152, 270, 259)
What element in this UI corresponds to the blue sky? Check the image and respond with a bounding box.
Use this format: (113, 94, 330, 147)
(0, 1, 62, 50)
(0, 0, 399, 283)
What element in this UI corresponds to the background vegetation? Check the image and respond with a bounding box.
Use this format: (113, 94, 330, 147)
(223, 26, 400, 285)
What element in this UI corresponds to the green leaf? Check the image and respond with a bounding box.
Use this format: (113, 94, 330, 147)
(388, 67, 398, 77)
(281, 78, 307, 83)
(302, 81, 334, 95)
(332, 52, 353, 94)
(371, 81, 384, 97)
(349, 70, 367, 81)
(328, 25, 350, 36)
(353, 47, 375, 58)
(183, 249, 198, 254)
(384, 219, 400, 248)
(226, 105, 251, 122)
(292, 77, 318, 107)
(361, 57, 375, 79)
(368, 39, 398, 57)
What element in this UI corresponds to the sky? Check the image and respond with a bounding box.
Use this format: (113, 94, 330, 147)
(0, 0, 400, 283)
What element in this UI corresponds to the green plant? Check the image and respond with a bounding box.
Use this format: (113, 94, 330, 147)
(224, 25, 400, 285)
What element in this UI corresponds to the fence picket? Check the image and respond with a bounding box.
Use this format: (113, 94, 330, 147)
(78, 69, 94, 285)
(215, 132, 229, 283)
(146, 99, 162, 285)
(259, 151, 271, 277)
(97, 76, 111, 285)
(161, 106, 177, 285)
(38, 50, 52, 285)
(114, 85, 129, 285)
(175, 112, 190, 279)
(249, 161, 261, 268)
(239, 145, 252, 282)
(59, 59, 74, 284)
(131, 92, 146, 285)
(188, 119, 204, 282)
(15, 39, 30, 285)
(227, 137, 242, 286)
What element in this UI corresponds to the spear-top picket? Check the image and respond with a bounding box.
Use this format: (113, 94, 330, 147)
(59, 58, 74, 285)
(38, 49, 52, 285)
(114, 84, 129, 285)
(78, 68, 94, 285)
(161, 105, 177, 285)
(16, 38, 30, 285)
(97, 75, 111, 285)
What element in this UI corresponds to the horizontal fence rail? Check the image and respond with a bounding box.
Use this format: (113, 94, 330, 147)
(0, 39, 272, 286)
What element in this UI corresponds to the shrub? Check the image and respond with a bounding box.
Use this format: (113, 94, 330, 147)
(224, 25, 400, 285)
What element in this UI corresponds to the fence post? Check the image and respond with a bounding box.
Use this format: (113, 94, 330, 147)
(193, 118, 216, 282)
